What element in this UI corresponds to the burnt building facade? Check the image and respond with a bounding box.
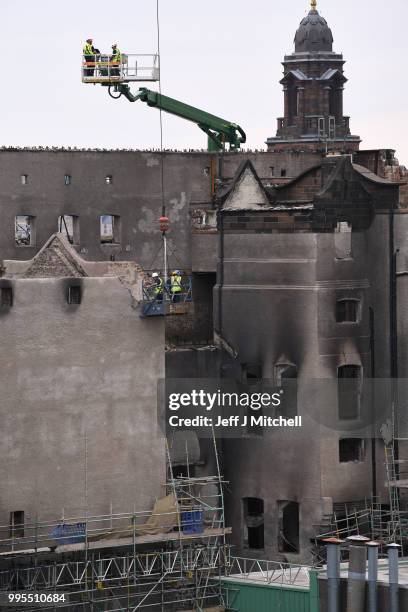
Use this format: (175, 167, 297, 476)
(0, 2, 407, 564)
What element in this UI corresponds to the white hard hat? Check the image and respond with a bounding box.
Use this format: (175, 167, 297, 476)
(152, 272, 159, 278)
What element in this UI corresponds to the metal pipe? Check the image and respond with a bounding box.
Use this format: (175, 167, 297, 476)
(387, 543, 401, 612)
(346, 536, 369, 612)
(367, 541, 379, 612)
(323, 538, 343, 612)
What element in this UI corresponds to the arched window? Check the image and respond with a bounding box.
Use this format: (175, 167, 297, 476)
(278, 501, 299, 553)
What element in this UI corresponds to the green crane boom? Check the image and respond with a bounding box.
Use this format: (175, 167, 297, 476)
(111, 85, 246, 151)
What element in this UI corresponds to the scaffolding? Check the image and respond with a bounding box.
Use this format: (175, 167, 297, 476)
(311, 437, 408, 565)
(0, 439, 230, 611)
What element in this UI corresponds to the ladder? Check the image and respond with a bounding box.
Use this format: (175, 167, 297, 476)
(384, 442, 403, 548)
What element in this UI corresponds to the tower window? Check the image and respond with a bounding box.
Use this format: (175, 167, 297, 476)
(105, 175, 113, 185)
(243, 498, 264, 549)
(339, 438, 365, 463)
(15, 216, 35, 246)
(67, 285, 82, 305)
(278, 501, 299, 553)
(21, 174, 28, 185)
(9, 511, 24, 538)
(338, 365, 361, 420)
(270, 166, 275, 176)
(329, 116, 336, 139)
(64, 174, 71, 185)
(0, 287, 13, 307)
(318, 117, 325, 138)
(281, 169, 287, 177)
(100, 215, 121, 244)
(336, 299, 359, 323)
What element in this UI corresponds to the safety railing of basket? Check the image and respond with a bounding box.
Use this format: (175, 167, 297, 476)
(82, 53, 159, 81)
(142, 274, 192, 304)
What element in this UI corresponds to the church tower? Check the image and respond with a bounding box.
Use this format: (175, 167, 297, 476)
(267, 0, 360, 152)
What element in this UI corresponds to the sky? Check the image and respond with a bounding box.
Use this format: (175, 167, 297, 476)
(1, 0, 407, 163)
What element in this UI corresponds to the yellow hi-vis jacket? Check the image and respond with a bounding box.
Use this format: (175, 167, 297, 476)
(153, 278, 163, 296)
(111, 48, 122, 64)
(171, 275, 182, 294)
(83, 43, 94, 55)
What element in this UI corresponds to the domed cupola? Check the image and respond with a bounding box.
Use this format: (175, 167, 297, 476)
(294, 0, 333, 53)
(266, 0, 361, 153)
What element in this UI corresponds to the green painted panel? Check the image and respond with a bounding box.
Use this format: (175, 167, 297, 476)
(222, 579, 311, 612)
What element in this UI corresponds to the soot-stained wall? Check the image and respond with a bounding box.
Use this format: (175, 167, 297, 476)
(0, 277, 165, 526)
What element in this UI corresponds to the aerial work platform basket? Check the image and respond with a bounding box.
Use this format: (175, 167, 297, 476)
(141, 273, 192, 318)
(82, 53, 160, 84)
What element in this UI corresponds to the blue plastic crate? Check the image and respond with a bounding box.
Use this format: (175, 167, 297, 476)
(50, 522, 86, 545)
(181, 511, 204, 534)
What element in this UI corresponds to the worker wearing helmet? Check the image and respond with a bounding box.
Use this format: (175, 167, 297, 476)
(170, 270, 182, 303)
(110, 43, 122, 77)
(83, 38, 98, 77)
(151, 272, 163, 303)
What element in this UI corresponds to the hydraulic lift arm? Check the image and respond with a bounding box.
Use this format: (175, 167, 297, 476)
(110, 84, 246, 151)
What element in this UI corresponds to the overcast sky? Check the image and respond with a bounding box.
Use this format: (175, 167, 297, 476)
(1, 0, 407, 163)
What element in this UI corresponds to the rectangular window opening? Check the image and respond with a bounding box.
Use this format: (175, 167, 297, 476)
(64, 174, 71, 185)
(9, 511, 24, 539)
(335, 221, 352, 233)
(67, 285, 82, 305)
(0, 287, 13, 307)
(275, 364, 298, 417)
(100, 215, 120, 244)
(105, 175, 113, 185)
(243, 497, 264, 549)
(338, 365, 361, 420)
(58, 215, 79, 245)
(21, 174, 28, 185)
(281, 169, 287, 177)
(335, 221, 352, 259)
(278, 501, 299, 553)
(339, 438, 365, 463)
(15, 215, 35, 246)
(336, 299, 359, 323)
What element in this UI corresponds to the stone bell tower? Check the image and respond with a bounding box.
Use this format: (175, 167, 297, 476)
(267, 0, 360, 153)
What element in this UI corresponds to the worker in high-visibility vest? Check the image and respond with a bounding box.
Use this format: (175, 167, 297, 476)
(83, 38, 97, 77)
(151, 272, 163, 303)
(170, 270, 182, 303)
(110, 43, 122, 77)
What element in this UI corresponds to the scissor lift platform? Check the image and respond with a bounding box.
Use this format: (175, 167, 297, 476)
(82, 53, 160, 84)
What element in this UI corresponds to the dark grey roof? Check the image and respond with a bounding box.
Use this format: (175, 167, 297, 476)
(318, 68, 346, 82)
(280, 69, 310, 84)
(294, 9, 334, 53)
(352, 163, 406, 186)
